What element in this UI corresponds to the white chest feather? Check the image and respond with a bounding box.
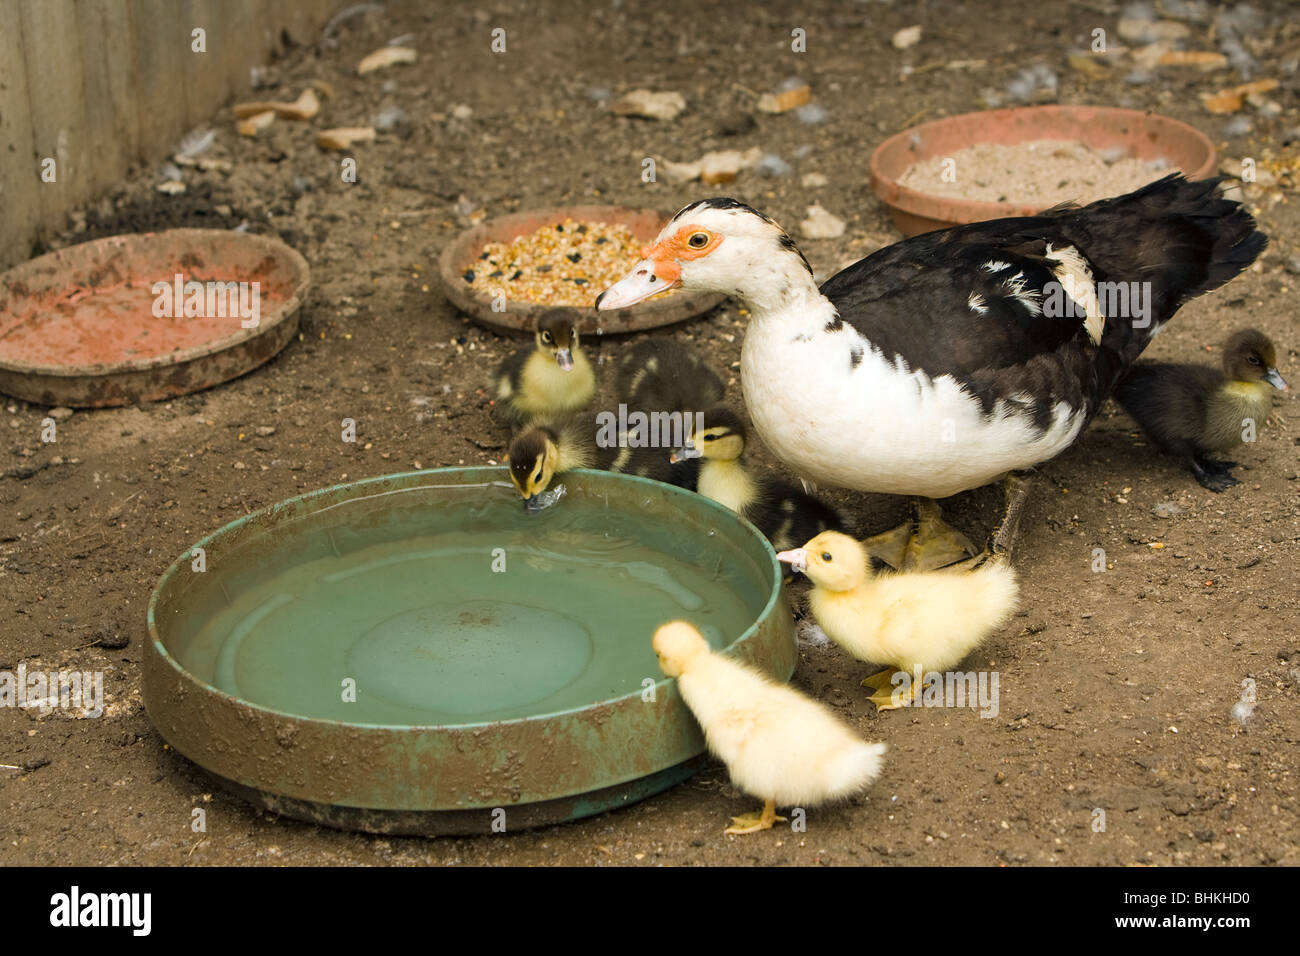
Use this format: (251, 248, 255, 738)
(740, 310, 1086, 498)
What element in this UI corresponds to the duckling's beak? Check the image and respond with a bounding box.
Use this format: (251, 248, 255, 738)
(555, 348, 574, 372)
(1265, 367, 1288, 391)
(669, 444, 701, 464)
(776, 548, 809, 574)
(595, 259, 679, 310)
(523, 494, 543, 514)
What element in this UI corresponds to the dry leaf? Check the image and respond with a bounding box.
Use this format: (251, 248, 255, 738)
(757, 84, 811, 114)
(357, 46, 417, 75)
(1158, 50, 1228, 69)
(892, 25, 922, 49)
(236, 110, 276, 137)
(317, 127, 377, 150)
(233, 88, 319, 120)
(1067, 53, 1109, 78)
(610, 89, 686, 121)
(1200, 78, 1279, 114)
(658, 146, 762, 184)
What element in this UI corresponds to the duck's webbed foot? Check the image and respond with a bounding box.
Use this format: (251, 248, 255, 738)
(1191, 457, 1241, 492)
(862, 499, 978, 572)
(725, 799, 785, 835)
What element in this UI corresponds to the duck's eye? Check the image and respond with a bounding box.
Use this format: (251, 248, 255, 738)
(1248, 355, 1261, 366)
(702, 433, 717, 442)
(687, 232, 709, 249)
(821, 552, 833, 562)
(541, 331, 553, 344)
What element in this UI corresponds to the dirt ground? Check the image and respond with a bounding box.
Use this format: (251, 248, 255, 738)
(2, 0, 1298, 867)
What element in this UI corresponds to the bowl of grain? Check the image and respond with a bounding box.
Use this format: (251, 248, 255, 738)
(869, 105, 1217, 236)
(439, 205, 726, 334)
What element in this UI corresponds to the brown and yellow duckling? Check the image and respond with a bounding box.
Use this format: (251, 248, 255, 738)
(507, 411, 697, 512)
(493, 310, 596, 426)
(1112, 328, 1287, 491)
(672, 406, 845, 552)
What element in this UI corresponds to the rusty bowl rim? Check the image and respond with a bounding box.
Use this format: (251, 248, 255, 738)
(437, 204, 725, 334)
(145, 465, 786, 734)
(0, 228, 311, 378)
(869, 105, 1218, 225)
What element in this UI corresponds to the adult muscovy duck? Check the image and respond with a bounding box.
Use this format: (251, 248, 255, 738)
(596, 176, 1266, 567)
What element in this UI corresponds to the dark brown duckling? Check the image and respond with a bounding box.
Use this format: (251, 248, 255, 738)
(1112, 328, 1287, 491)
(493, 310, 596, 426)
(615, 338, 724, 414)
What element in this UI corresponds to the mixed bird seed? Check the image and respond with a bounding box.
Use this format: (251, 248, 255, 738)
(464, 218, 652, 306)
(898, 139, 1171, 206)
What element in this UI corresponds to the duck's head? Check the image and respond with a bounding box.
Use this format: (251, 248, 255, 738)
(670, 405, 747, 463)
(508, 427, 558, 511)
(596, 199, 814, 314)
(777, 530, 869, 591)
(534, 309, 581, 371)
(1223, 328, 1287, 391)
(652, 620, 709, 677)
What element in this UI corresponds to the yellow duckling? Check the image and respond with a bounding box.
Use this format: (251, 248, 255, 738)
(653, 621, 886, 834)
(777, 531, 1018, 711)
(494, 310, 596, 425)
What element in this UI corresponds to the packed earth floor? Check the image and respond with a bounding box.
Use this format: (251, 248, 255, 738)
(2, 0, 1298, 865)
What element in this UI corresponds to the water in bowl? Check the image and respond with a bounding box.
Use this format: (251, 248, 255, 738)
(171, 485, 766, 726)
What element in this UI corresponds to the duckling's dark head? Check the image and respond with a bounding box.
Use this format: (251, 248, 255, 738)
(1223, 328, 1288, 391)
(535, 309, 581, 371)
(507, 428, 557, 509)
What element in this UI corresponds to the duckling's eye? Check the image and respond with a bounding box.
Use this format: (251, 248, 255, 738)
(821, 552, 833, 562)
(1247, 355, 1261, 366)
(702, 433, 717, 442)
(687, 232, 709, 249)
(541, 331, 553, 344)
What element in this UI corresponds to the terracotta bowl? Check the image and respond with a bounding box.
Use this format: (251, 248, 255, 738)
(869, 105, 1217, 236)
(0, 229, 309, 408)
(439, 205, 724, 336)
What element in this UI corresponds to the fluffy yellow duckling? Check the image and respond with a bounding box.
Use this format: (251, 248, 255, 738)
(777, 531, 1018, 711)
(653, 621, 886, 834)
(494, 310, 596, 425)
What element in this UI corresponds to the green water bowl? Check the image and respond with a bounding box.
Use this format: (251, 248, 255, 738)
(144, 467, 794, 835)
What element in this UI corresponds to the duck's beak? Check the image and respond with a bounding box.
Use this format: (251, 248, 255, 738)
(555, 348, 574, 371)
(1265, 367, 1288, 391)
(776, 547, 809, 573)
(669, 444, 701, 464)
(596, 258, 679, 310)
(523, 494, 543, 514)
